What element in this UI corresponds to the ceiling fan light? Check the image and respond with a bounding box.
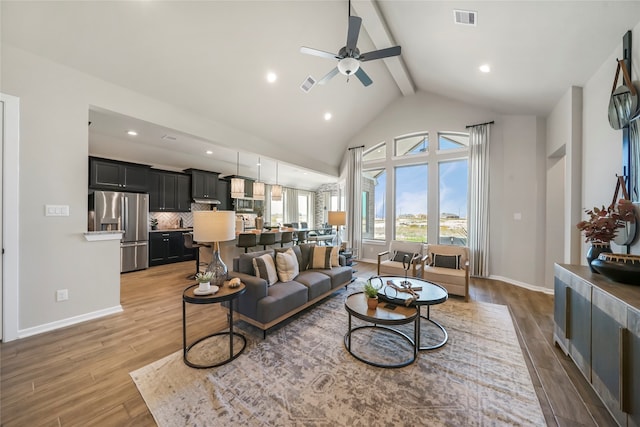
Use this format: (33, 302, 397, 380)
(338, 57, 359, 76)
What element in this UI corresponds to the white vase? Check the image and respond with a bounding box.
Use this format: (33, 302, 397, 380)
(198, 282, 211, 292)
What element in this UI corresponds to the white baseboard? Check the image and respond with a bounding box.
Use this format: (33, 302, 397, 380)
(18, 305, 123, 339)
(488, 275, 554, 295)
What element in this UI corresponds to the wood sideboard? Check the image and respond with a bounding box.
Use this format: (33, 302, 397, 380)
(554, 264, 640, 427)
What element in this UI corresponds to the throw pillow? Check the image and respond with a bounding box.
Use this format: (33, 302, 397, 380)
(310, 245, 340, 269)
(252, 254, 278, 285)
(276, 248, 300, 282)
(432, 253, 461, 269)
(392, 250, 416, 263)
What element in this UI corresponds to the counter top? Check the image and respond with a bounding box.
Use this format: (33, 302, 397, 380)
(83, 230, 124, 242)
(149, 228, 193, 233)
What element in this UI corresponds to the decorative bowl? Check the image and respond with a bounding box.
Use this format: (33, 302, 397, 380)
(590, 253, 640, 286)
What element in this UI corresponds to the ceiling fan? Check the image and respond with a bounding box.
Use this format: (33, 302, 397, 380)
(300, 3, 401, 88)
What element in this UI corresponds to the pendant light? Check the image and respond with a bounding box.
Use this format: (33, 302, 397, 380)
(230, 152, 245, 199)
(271, 161, 282, 201)
(253, 157, 265, 201)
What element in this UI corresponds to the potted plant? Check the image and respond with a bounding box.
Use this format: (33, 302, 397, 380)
(363, 278, 382, 309)
(576, 199, 636, 271)
(150, 218, 158, 230)
(195, 271, 213, 291)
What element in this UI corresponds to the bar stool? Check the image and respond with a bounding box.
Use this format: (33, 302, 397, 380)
(296, 230, 309, 245)
(237, 233, 257, 253)
(183, 233, 211, 279)
(280, 231, 293, 247)
(258, 232, 277, 250)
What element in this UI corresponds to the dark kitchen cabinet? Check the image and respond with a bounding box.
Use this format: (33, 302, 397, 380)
(187, 169, 219, 200)
(89, 157, 150, 192)
(149, 231, 195, 266)
(149, 171, 191, 212)
(216, 179, 231, 210)
(244, 178, 254, 198)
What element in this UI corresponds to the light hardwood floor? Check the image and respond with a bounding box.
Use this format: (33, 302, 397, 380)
(1, 260, 616, 426)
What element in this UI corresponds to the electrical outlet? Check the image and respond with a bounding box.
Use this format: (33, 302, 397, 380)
(56, 289, 69, 302)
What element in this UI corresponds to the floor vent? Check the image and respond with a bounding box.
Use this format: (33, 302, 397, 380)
(300, 75, 316, 93)
(453, 9, 477, 26)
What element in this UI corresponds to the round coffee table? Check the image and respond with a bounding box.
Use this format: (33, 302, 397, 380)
(378, 276, 448, 351)
(344, 292, 418, 368)
(182, 283, 247, 369)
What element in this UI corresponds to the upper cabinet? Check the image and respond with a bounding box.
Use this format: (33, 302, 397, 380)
(216, 179, 231, 210)
(149, 170, 191, 212)
(186, 169, 219, 201)
(89, 157, 150, 193)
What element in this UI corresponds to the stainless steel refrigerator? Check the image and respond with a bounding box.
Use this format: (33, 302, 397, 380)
(89, 191, 149, 272)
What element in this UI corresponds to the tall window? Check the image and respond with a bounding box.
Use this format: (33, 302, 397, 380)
(395, 164, 428, 242)
(439, 160, 468, 245)
(270, 195, 284, 226)
(362, 131, 468, 245)
(298, 194, 309, 226)
(362, 168, 385, 240)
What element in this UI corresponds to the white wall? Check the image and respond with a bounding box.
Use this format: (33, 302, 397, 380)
(347, 91, 548, 290)
(2, 45, 312, 335)
(581, 24, 640, 257)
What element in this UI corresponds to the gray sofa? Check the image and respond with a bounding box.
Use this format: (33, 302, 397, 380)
(229, 243, 353, 336)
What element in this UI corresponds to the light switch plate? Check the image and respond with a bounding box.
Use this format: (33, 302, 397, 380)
(45, 205, 70, 217)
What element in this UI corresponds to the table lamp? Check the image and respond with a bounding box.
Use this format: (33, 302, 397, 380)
(327, 211, 346, 248)
(193, 210, 236, 287)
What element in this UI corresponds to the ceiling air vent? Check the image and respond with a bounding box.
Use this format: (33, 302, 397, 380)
(454, 9, 477, 26)
(300, 75, 316, 93)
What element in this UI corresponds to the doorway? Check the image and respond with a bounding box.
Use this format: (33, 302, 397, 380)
(2, 93, 20, 342)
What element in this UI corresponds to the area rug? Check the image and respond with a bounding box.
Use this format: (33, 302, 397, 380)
(131, 283, 545, 426)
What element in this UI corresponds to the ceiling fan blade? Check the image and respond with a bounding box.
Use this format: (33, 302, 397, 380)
(360, 45, 401, 62)
(318, 67, 340, 85)
(354, 67, 372, 87)
(300, 46, 340, 60)
(345, 16, 362, 53)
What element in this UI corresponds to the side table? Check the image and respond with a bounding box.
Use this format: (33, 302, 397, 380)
(182, 283, 247, 369)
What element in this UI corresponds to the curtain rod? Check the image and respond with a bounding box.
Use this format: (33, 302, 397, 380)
(465, 120, 494, 129)
(348, 145, 365, 151)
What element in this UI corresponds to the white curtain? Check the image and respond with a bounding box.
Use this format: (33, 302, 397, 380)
(346, 146, 363, 257)
(630, 120, 640, 201)
(468, 124, 491, 277)
(284, 187, 298, 224)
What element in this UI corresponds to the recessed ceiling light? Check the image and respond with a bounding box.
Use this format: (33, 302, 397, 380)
(127, 130, 138, 136)
(266, 72, 277, 83)
(324, 112, 332, 121)
(206, 150, 213, 155)
(479, 64, 491, 73)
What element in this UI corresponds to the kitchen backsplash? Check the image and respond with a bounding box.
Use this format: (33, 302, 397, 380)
(149, 203, 214, 229)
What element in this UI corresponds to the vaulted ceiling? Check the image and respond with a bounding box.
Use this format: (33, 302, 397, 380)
(3, 1, 640, 189)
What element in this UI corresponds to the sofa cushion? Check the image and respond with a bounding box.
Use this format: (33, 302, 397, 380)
(275, 248, 299, 282)
(275, 245, 303, 270)
(432, 253, 461, 269)
(310, 245, 339, 268)
(294, 270, 332, 300)
(256, 281, 308, 324)
(315, 266, 353, 289)
(237, 250, 274, 275)
(252, 254, 278, 286)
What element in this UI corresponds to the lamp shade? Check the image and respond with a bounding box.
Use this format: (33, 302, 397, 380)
(230, 177, 245, 199)
(193, 210, 236, 243)
(253, 181, 265, 201)
(271, 184, 282, 201)
(328, 211, 346, 226)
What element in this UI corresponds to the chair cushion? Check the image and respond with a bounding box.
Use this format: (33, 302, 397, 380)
(432, 253, 461, 269)
(275, 248, 299, 282)
(423, 266, 467, 286)
(252, 254, 278, 286)
(392, 250, 418, 263)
